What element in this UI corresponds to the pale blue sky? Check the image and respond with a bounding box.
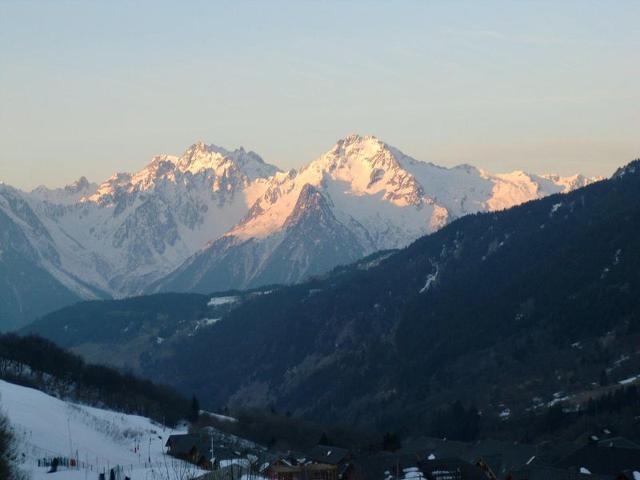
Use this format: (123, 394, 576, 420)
(1, 1, 638, 189)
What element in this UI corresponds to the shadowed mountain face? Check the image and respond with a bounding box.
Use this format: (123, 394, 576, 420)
(0, 143, 278, 329)
(1, 135, 594, 329)
(0, 185, 85, 330)
(25, 160, 640, 435)
(153, 184, 367, 293)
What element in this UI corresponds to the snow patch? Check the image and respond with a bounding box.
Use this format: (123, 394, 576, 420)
(201, 411, 238, 423)
(208, 296, 238, 306)
(194, 318, 222, 331)
(613, 248, 622, 265)
(499, 408, 511, 419)
(550, 202, 562, 216)
(619, 375, 639, 385)
(419, 264, 439, 294)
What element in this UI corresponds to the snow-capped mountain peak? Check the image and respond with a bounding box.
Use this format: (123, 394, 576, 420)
(87, 142, 279, 206)
(176, 141, 276, 180)
(304, 134, 423, 206)
(223, 134, 600, 245)
(230, 135, 429, 240)
(310, 134, 403, 181)
(541, 172, 602, 192)
(3, 141, 282, 305)
(0, 136, 601, 326)
(66, 176, 92, 194)
(30, 176, 98, 205)
(151, 135, 601, 295)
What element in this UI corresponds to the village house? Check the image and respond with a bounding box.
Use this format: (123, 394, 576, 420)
(505, 465, 597, 480)
(553, 444, 640, 476)
(419, 457, 488, 480)
(262, 444, 355, 480)
(266, 460, 338, 480)
(164, 433, 248, 471)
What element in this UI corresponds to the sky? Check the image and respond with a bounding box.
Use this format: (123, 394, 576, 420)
(1, 0, 639, 190)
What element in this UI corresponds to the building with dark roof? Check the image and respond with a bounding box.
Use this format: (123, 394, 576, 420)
(418, 457, 487, 480)
(505, 465, 598, 480)
(308, 445, 351, 466)
(554, 445, 640, 476)
(165, 433, 208, 458)
(265, 459, 339, 480)
(165, 433, 248, 470)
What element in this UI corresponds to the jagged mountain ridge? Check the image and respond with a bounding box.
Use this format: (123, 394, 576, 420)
(0, 143, 278, 329)
(22, 142, 278, 295)
(1, 135, 595, 328)
(150, 134, 596, 293)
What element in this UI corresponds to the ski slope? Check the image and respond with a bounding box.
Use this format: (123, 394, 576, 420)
(0, 379, 202, 479)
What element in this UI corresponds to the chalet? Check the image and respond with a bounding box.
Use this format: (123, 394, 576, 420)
(505, 465, 599, 479)
(195, 464, 246, 480)
(399, 437, 539, 477)
(165, 433, 211, 466)
(308, 445, 351, 466)
(350, 452, 429, 480)
(418, 457, 488, 480)
(308, 445, 354, 479)
(266, 458, 338, 480)
(164, 433, 247, 470)
(350, 453, 488, 480)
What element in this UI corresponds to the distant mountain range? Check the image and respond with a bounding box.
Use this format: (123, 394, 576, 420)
(24, 160, 640, 436)
(0, 135, 596, 329)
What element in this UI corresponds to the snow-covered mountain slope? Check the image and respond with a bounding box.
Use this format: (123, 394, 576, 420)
(30, 176, 98, 205)
(0, 184, 101, 330)
(152, 135, 597, 293)
(0, 379, 198, 480)
(0, 135, 597, 323)
(3, 143, 279, 303)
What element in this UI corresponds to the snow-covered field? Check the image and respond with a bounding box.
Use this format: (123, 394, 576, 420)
(0, 380, 202, 480)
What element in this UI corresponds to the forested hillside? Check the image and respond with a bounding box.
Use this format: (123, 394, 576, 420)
(0, 334, 190, 426)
